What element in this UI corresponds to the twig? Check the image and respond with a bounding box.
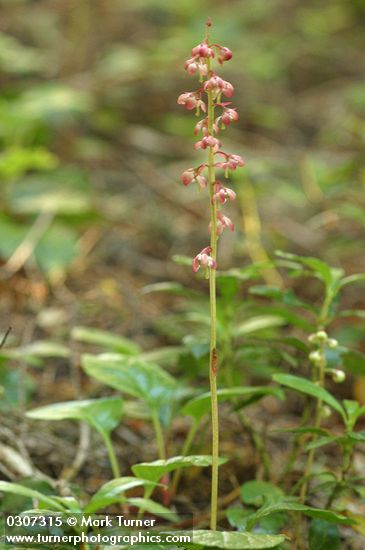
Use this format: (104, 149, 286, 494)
(0, 326, 12, 348)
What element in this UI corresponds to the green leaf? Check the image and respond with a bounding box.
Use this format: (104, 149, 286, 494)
(339, 274, 365, 289)
(183, 530, 286, 548)
(249, 285, 309, 309)
(273, 374, 346, 419)
(275, 251, 344, 292)
(241, 481, 284, 506)
(305, 435, 342, 451)
(132, 455, 227, 485)
(309, 518, 341, 550)
(126, 498, 178, 522)
(26, 397, 123, 435)
(226, 507, 252, 531)
(343, 400, 361, 430)
(85, 477, 156, 513)
(81, 354, 179, 424)
(233, 315, 286, 337)
(0, 481, 65, 511)
(71, 326, 140, 355)
(182, 387, 284, 421)
(246, 499, 352, 530)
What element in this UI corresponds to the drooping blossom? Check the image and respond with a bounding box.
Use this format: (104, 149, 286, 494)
(192, 246, 217, 272)
(213, 183, 236, 204)
(177, 92, 206, 112)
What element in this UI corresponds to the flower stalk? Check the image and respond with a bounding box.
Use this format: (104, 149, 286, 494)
(178, 19, 244, 529)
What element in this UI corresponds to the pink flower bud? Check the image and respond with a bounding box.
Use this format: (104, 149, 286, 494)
(217, 211, 234, 233)
(177, 92, 198, 110)
(192, 246, 217, 272)
(184, 57, 198, 74)
(222, 80, 234, 97)
(192, 42, 214, 58)
(195, 135, 221, 152)
(221, 108, 239, 125)
(217, 46, 233, 64)
(180, 168, 195, 186)
(213, 184, 236, 204)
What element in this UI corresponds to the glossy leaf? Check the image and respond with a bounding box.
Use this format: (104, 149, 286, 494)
(85, 477, 156, 513)
(273, 374, 346, 419)
(26, 397, 123, 435)
(81, 354, 179, 424)
(132, 455, 227, 485)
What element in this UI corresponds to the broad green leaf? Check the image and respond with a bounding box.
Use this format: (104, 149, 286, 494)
(342, 349, 365, 376)
(343, 400, 361, 430)
(182, 387, 284, 421)
(246, 499, 352, 530)
(140, 346, 184, 366)
(16, 341, 71, 359)
(180, 529, 286, 548)
(132, 455, 227, 485)
(85, 477, 156, 513)
(26, 397, 123, 435)
(273, 374, 346, 419)
(126, 498, 178, 522)
(81, 354, 179, 424)
(72, 326, 140, 355)
(0, 481, 65, 511)
(309, 518, 341, 550)
(35, 224, 79, 281)
(241, 481, 284, 506)
(226, 507, 252, 531)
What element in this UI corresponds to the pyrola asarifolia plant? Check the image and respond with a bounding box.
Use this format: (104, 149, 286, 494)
(178, 19, 245, 529)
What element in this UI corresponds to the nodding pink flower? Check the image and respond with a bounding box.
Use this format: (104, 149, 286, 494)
(221, 108, 239, 125)
(217, 46, 233, 64)
(215, 152, 245, 172)
(177, 92, 206, 112)
(217, 211, 234, 234)
(184, 57, 198, 74)
(222, 80, 234, 98)
(213, 183, 236, 204)
(192, 42, 214, 58)
(180, 165, 208, 188)
(194, 118, 219, 135)
(195, 135, 221, 152)
(192, 246, 217, 272)
(180, 168, 195, 186)
(198, 61, 208, 77)
(203, 75, 234, 98)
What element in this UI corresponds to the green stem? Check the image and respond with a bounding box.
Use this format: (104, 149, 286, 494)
(152, 409, 166, 460)
(100, 430, 120, 479)
(206, 55, 219, 531)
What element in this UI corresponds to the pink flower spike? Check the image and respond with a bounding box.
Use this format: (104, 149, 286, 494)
(195, 135, 221, 152)
(192, 246, 217, 272)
